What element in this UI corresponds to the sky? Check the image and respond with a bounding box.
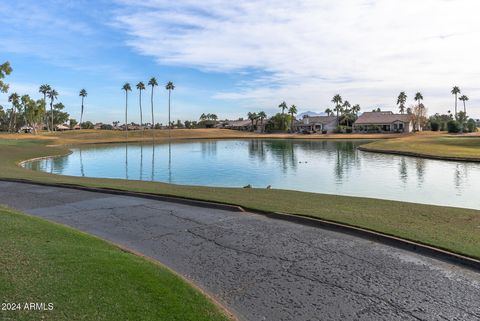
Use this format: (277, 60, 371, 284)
(1, 0, 480, 124)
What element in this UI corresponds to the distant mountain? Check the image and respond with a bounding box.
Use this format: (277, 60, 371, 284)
(297, 111, 327, 119)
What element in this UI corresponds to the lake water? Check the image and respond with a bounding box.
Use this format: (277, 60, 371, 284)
(23, 139, 480, 209)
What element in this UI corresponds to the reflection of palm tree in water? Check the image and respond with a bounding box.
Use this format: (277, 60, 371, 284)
(140, 144, 143, 180)
(264, 140, 297, 173)
(333, 141, 357, 181)
(125, 144, 128, 180)
(454, 163, 469, 190)
(168, 142, 172, 184)
(248, 140, 266, 161)
(151, 139, 155, 181)
(80, 149, 85, 177)
(415, 158, 425, 186)
(399, 157, 407, 184)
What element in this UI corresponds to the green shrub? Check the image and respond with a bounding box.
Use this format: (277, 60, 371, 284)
(466, 119, 477, 133)
(430, 121, 439, 131)
(447, 120, 461, 133)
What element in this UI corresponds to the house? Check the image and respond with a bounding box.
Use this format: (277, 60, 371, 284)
(93, 122, 104, 130)
(353, 111, 413, 133)
(55, 124, 70, 131)
(296, 115, 337, 133)
(223, 119, 267, 132)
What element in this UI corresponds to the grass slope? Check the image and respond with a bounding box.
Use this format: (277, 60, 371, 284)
(360, 131, 480, 161)
(0, 207, 231, 321)
(0, 130, 479, 260)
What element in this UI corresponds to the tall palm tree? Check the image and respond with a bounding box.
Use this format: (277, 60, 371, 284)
(148, 77, 158, 130)
(459, 95, 469, 114)
(47, 89, 58, 131)
(324, 108, 333, 116)
(397, 92, 407, 114)
(39, 84, 51, 130)
(136, 82, 145, 130)
(278, 101, 287, 114)
(79, 89, 87, 128)
(122, 83, 132, 135)
(8, 92, 19, 132)
(165, 81, 175, 137)
(288, 105, 297, 132)
(331, 94, 343, 125)
(414, 92, 423, 107)
(258, 111, 267, 132)
(451, 86, 461, 117)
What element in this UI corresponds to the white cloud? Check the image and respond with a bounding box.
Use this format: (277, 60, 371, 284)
(113, 0, 480, 116)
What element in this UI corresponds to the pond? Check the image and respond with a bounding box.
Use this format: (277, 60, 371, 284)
(23, 139, 480, 209)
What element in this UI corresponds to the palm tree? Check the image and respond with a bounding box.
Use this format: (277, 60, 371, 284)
(148, 77, 158, 131)
(258, 111, 267, 124)
(459, 95, 469, 114)
(451, 86, 461, 117)
(278, 101, 287, 114)
(165, 81, 175, 137)
(122, 83, 132, 135)
(324, 108, 333, 116)
(47, 89, 58, 131)
(79, 89, 87, 128)
(331, 94, 343, 125)
(397, 92, 407, 114)
(39, 84, 51, 130)
(288, 105, 297, 132)
(351, 104, 361, 118)
(247, 112, 258, 130)
(8, 92, 19, 132)
(414, 92, 423, 107)
(136, 82, 145, 130)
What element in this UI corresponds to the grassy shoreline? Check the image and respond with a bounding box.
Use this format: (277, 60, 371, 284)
(0, 207, 232, 321)
(360, 131, 480, 162)
(1, 129, 480, 261)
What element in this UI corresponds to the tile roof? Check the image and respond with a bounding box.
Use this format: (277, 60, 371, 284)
(354, 111, 412, 125)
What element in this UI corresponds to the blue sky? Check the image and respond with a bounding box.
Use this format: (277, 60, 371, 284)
(1, 0, 480, 124)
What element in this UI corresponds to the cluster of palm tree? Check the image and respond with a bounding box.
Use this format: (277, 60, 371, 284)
(327, 94, 361, 128)
(451, 86, 469, 118)
(199, 113, 218, 122)
(396, 91, 424, 114)
(121, 79, 174, 136)
(38, 84, 60, 131)
(247, 111, 268, 130)
(277, 101, 298, 131)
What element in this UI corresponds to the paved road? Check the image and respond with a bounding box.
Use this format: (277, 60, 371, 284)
(1, 181, 479, 321)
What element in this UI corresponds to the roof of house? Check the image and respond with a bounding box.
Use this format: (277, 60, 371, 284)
(56, 124, 70, 130)
(225, 119, 252, 127)
(302, 116, 337, 125)
(354, 111, 411, 125)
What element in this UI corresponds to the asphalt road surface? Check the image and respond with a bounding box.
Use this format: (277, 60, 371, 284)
(1, 181, 479, 321)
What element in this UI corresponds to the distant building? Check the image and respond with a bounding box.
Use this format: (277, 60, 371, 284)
(55, 124, 70, 131)
(296, 115, 337, 133)
(353, 111, 413, 133)
(222, 119, 267, 132)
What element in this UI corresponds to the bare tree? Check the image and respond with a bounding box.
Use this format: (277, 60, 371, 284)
(412, 103, 428, 131)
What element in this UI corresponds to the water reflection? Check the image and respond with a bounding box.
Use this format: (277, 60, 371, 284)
(23, 139, 480, 209)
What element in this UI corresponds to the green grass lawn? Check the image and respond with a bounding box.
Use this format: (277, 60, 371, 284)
(360, 132, 480, 160)
(0, 207, 231, 321)
(1, 136, 480, 260)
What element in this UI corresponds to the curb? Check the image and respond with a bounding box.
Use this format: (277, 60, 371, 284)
(1, 178, 479, 272)
(259, 211, 480, 272)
